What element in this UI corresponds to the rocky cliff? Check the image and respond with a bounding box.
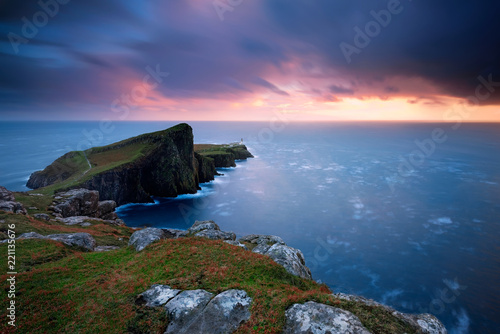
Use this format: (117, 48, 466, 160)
(26, 124, 253, 205)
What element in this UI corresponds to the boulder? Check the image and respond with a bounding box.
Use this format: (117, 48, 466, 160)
(0, 186, 15, 201)
(194, 229, 236, 241)
(188, 220, 220, 234)
(283, 301, 371, 334)
(45, 233, 96, 251)
(163, 228, 189, 239)
(0, 187, 27, 214)
(101, 212, 118, 220)
(94, 246, 120, 252)
(333, 293, 447, 334)
(97, 200, 116, 217)
(137, 284, 181, 307)
(17, 232, 96, 251)
(53, 189, 99, 217)
(239, 234, 285, 246)
(264, 244, 312, 280)
(188, 220, 236, 241)
(0, 201, 27, 214)
(178, 289, 252, 334)
(56, 216, 101, 226)
(164, 289, 214, 334)
(18, 232, 46, 240)
(129, 227, 165, 251)
(34, 213, 51, 221)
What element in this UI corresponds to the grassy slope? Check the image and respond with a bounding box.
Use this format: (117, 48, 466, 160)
(28, 125, 191, 195)
(0, 211, 416, 334)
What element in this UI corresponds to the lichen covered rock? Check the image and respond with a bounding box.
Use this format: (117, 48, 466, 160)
(129, 227, 165, 251)
(283, 301, 371, 334)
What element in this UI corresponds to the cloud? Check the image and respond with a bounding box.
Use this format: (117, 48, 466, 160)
(0, 0, 499, 119)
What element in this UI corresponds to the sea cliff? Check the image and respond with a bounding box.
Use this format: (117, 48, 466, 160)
(26, 123, 253, 205)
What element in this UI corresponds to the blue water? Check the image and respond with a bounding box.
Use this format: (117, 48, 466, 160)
(1, 121, 499, 333)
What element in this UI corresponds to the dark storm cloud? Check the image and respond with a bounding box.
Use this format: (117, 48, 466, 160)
(265, 0, 500, 103)
(0, 0, 499, 118)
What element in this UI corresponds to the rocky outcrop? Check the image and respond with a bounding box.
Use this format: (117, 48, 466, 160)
(239, 234, 312, 280)
(129, 227, 166, 251)
(97, 200, 117, 220)
(164, 289, 214, 334)
(188, 220, 236, 241)
(284, 301, 371, 334)
(137, 284, 181, 307)
(52, 189, 99, 217)
(183, 289, 251, 334)
(138, 285, 252, 334)
(17, 232, 97, 251)
(199, 145, 254, 168)
(33, 213, 51, 221)
(0, 186, 15, 202)
(129, 221, 312, 280)
(0, 186, 27, 214)
(264, 244, 312, 280)
(333, 293, 447, 334)
(48, 189, 122, 225)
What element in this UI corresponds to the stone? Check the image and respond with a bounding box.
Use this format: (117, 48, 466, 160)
(188, 221, 236, 241)
(34, 213, 51, 221)
(0, 187, 27, 215)
(163, 228, 189, 239)
(239, 234, 285, 246)
(45, 233, 96, 251)
(18, 232, 46, 240)
(0, 201, 28, 214)
(178, 289, 252, 334)
(53, 189, 99, 218)
(164, 289, 214, 334)
(333, 293, 447, 334)
(194, 229, 236, 241)
(188, 220, 220, 234)
(0, 186, 15, 201)
(97, 200, 116, 217)
(137, 284, 181, 307)
(95, 246, 120, 252)
(28, 207, 39, 210)
(129, 227, 165, 251)
(100, 212, 118, 220)
(283, 301, 371, 334)
(56, 216, 100, 226)
(262, 244, 312, 280)
(16, 232, 96, 251)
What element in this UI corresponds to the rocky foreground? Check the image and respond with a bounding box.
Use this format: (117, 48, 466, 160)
(0, 185, 447, 333)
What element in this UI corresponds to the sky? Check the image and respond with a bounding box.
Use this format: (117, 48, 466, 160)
(0, 0, 499, 121)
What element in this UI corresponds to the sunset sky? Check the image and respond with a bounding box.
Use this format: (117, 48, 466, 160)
(1, 0, 499, 121)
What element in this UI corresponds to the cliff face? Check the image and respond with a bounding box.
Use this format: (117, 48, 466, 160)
(26, 124, 252, 206)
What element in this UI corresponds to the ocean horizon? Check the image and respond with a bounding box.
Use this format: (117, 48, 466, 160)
(1, 121, 499, 333)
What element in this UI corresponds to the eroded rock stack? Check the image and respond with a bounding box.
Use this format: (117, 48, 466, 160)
(137, 285, 252, 334)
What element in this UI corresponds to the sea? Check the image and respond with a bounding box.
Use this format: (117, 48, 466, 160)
(1, 121, 499, 333)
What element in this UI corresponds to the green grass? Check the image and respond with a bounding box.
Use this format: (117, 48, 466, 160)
(0, 210, 416, 334)
(13, 192, 54, 215)
(0, 212, 132, 247)
(26, 124, 191, 195)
